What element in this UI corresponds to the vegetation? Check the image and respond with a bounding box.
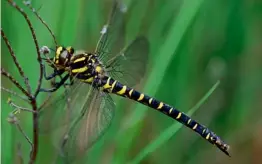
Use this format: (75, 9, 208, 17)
(2, 0, 262, 163)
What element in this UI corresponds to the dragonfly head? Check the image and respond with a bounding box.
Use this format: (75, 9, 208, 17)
(53, 46, 75, 68)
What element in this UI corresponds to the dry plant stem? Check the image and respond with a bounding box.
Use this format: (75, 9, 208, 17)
(1, 87, 29, 102)
(7, 0, 43, 98)
(16, 123, 33, 147)
(1, 68, 31, 98)
(1, 68, 38, 163)
(7, 1, 43, 163)
(9, 100, 36, 113)
(29, 100, 38, 164)
(1, 29, 31, 93)
(33, 62, 44, 98)
(23, 1, 58, 47)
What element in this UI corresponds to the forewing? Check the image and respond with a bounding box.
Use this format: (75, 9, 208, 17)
(105, 36, 149, 86)
(95, 0, 126, 62)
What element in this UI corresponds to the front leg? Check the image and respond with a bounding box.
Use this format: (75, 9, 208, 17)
(43, 63, 65, 80)
(40, 74, 70, 93)
(54, 74, 74, 87)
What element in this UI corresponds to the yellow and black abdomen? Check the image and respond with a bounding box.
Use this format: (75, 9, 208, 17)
(101, 76, 230, 156)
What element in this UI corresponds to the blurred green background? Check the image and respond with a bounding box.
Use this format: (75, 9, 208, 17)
(2, 0, 262, 164)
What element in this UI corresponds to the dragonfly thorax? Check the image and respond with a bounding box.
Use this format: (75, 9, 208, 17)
(53, 46, 106, 85)
(68, 52, 106, 85)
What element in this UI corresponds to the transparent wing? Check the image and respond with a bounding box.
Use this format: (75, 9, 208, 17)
(54, 89, 115, 163)
(38, 77, 94, 134)
(95, 0, 149, 86)
(104, 36, 149, 86)
(39, 77, 115, 163)
(95, 0, 126, 62)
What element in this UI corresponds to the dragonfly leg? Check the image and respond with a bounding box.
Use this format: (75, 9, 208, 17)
(43, 63, 59, 80)
(40, 74, 70, 92)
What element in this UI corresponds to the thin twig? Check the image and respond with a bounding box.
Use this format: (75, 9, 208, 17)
(23, 0, 58, 48)
(16, 123, 33, 147)
(1, 68, 31, 98)
(7, 1, 41, 163)
(1, 28, 32, 93)
(8, 98, 36, 113)
(1, 87, 29, 102)
(6, 114, 33, 147)
(34, 63, 44, 98)
(7, 0, 44, 98)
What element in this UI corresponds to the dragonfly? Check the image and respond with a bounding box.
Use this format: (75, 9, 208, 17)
(9, 0, 230, 162)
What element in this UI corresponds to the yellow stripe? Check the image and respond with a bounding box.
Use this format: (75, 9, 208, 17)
(73, 57, 86, 63)
(129, 89, 133, 97)
(202, 129, 206, 134)
(84, 77, 94, 83)
(117, 85, 126, 95)
(206, 133, 210, 140)
(149, 98, 153, 104)
(169, 108, 173, 114)
(176, 112, 181, 119)
(187, 119, 191, 124)
(72, 66, 88, 73)
(157, 102, 164, 109)
(111, 80, 117, 91)
(137, 94, 144, 101)
(193, 124, 198, 130)
(210, 136, 214, 141)
(103, 77, 111, 89)
(95, 66, 102, 73)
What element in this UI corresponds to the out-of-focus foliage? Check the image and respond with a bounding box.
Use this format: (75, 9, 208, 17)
(1, 0, 262, 164)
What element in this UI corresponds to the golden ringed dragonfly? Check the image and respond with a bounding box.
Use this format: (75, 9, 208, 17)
(9, 0, 230, 162)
